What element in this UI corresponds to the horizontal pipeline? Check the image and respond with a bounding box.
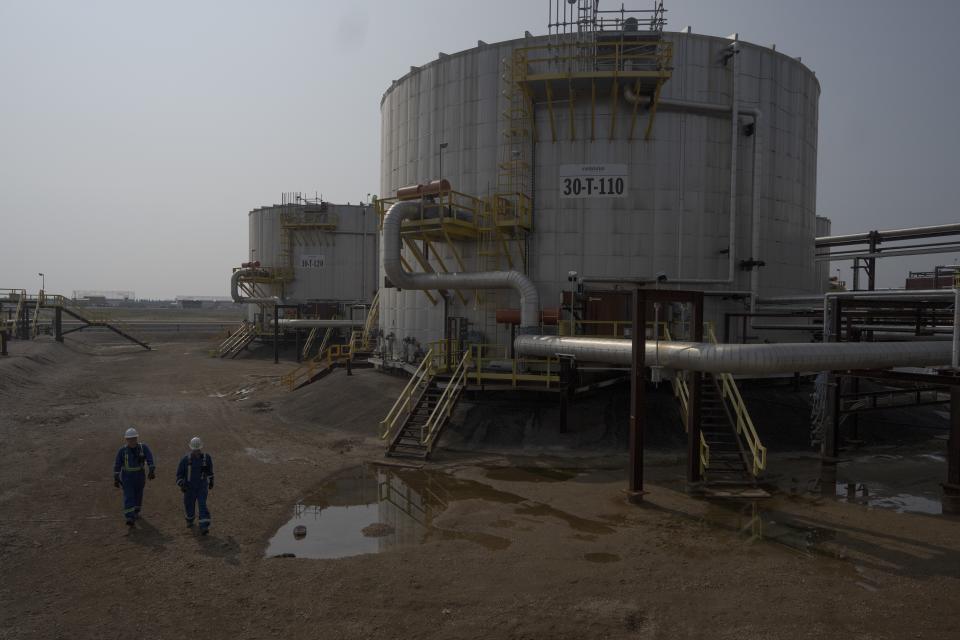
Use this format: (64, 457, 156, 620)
(513, 335, 952, 375)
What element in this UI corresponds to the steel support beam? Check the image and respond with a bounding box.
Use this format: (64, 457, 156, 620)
(945, 388, 960, 514)
(559, 355, 573, 434)
(687, 292, 705, 485)
(822, 297, 842, 459)
(273, 305, 279, 364)
(630, 289, 705, 496)
(629, 288, 647, 498)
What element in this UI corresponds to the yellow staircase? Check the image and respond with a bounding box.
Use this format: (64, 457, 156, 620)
(216, 321, 257, 358)
(281, 342, 353, 391)
(666, 324, 766, 483)
(380, 348, 472, 459)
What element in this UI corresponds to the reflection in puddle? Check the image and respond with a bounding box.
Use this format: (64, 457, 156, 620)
(484, 466, 580, 483)
(266, 464, 616, 559)
(834, 482, 942, 515)
(266, 466, 392, 559)
(771, 450, 953, 516)
(689, 498, 960, 579)
(702, 501, 836, 554)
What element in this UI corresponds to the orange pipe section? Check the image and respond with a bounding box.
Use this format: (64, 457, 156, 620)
(396, 179, 452, 201)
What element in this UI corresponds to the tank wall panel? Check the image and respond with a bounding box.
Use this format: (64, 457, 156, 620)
(380, 32, 820, 346)
(248, 204, 379, 304)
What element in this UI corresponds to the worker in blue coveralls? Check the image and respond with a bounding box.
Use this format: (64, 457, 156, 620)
(176, 436, 214, 534)
(113, 427, 156, 526)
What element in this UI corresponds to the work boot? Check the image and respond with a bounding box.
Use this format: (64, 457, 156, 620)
(200, 528, 209, 536)
(185, 520, 194, 528)
(126, 519, 135, 527)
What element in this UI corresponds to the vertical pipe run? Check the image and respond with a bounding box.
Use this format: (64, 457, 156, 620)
(748, 110, 762, 315)
(727, 39, 739, 285)
(954, 287, 960, 370)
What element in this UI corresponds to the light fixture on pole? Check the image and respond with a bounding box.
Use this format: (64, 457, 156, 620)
(439, 142, 448, 185)
(38, 272, 44, 292)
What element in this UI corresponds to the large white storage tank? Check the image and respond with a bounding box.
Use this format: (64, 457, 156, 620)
(247, 201, 378, 308)
(378, 24, 820, 357)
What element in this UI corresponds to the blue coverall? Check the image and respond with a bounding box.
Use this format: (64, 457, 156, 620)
(113, 444, 155, 523)
(176, 452, 214, 530)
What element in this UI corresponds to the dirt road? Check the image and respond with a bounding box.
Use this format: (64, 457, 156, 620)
(1, 336, 959, 639)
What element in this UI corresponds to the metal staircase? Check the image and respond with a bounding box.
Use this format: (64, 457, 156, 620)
(281, 343, 352, 391)
(1, 289, 28, 338)
(217, 321, 257, 358)
(380, 348, 472, 459)
(699, 374, 753, 485)
(668, 324, 766, 486)
(301, 322, 336, 361)
(360, 289, 380, 351)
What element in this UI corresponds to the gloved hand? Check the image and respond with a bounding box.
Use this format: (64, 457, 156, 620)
(208, 478, 214, 490)
(114, 478, 121, 488)
(180, 484, 187, 493)
(148, 469, 156, 480)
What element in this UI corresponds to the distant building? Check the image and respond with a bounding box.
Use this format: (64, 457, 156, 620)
(72, 290, 134, 306)
(174, 296, 234, 309)
(905, 266, 959, 290)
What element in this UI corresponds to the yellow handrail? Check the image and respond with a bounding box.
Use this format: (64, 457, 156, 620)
(705, 325, 767, 476)
(664, 327, 709, 475)
(421, 349, 472, 452)
(281, 341, 353, 390)
(379, 347, 435, 440)
(361, 290, 380, 350)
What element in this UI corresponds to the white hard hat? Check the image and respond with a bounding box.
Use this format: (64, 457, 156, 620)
(124, 427, 139, 439)
(189, 436, 203, 450)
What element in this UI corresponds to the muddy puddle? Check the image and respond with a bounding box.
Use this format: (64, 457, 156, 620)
(773, 449, 952, 515)
(266, 463, 615, 559)
(690, 499, 960, 578)
(669, 447, 960, 577)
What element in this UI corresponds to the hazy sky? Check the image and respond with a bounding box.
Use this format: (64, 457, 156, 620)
(2, 0, 958, 298)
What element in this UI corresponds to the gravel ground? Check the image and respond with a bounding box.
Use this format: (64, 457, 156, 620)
(1, 335, 959, 639)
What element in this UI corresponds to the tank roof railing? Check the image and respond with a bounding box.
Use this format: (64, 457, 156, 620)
(548, 0, 667, 37)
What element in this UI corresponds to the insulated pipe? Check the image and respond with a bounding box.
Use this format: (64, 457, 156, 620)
(816, 223, 960, 248)
(821, 289, 957, 333)
(231, 268, 280, 305)
(760, 289, 959, 305)
(274, 319, 363, 329)
(514, 335, 952, 375)
(382, 200, 540, 331)
(815, 244, 960, 262)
